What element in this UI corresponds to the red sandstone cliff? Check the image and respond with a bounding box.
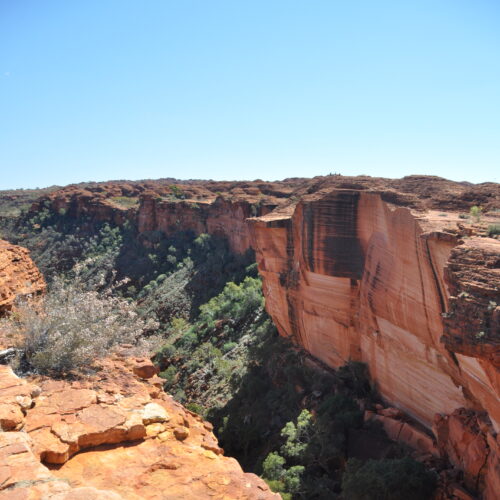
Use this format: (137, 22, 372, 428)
(31, 175, 498, 254)
(0, 239, 46, 315)
(32, 179, 300, 253)
(248, 186, 500, 499)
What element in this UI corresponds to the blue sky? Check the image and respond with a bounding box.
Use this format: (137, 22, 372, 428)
(1, 0, 499, 189)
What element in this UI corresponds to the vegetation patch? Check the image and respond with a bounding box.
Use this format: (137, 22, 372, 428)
(487, 224, 500, 237)
(342, 457, 437, 500)
(110, 196, 139, 208)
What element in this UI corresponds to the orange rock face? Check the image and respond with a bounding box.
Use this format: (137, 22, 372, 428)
(0, 239, 46, 315)
(137, 194, 275, 254)
(35, 179, 301, 254)
(249, 187, 500, 498)
(0, 356, 278, 499)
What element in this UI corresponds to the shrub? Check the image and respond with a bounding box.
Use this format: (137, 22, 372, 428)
(487, 224, 500, 237)
(198, 277, 264, 327)
(262, 452, 286, 481)
(160, 365, 177, 388)
(342, 457, 437, 500)
(110, 196, 139, 208)
(470, 205, 482, 221)
(280, 409, 314, 460)
(185, 402, 206, 415)
(169, 185, 185, 199)
(9, 265, 157, 375)
(179, 330, 198, 348)
(222, 341, 238, 353)
(283, 465, 304, 494)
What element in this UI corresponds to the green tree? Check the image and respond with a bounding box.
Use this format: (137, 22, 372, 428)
(262, 452, 286, 480)
(280, 409, 314, 459)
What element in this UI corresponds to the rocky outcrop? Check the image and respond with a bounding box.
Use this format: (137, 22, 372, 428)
(249, 187, 500, 498)
(0, 239, 46, 315)
(0, 355, 278, 499)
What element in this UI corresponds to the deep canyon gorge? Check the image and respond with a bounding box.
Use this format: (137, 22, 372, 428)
(0, 175, 498, 499)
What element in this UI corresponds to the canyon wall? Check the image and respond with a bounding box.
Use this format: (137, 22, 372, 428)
(137, 194, 276, 254)
(249, 189, 500, 498)
(35, 181, 296, 254)
(0, 240, 277, 499)
(0, 239, 46, 315)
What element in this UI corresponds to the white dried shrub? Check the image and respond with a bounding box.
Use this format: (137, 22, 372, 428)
(11, 262, 158, 375)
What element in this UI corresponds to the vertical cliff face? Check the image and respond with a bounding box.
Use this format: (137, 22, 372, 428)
(0, 240, 46, 315)
(137, 195, 275, 254)
(32, 180, 292, 255)
(249, 189, 500, 498)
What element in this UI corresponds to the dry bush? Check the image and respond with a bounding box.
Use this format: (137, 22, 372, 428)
(9, 262, 158, 375)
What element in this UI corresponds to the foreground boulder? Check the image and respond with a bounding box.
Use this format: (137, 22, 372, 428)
(0, 355, 278, 499)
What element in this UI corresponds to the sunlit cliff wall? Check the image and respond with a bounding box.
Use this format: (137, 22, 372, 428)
(249, 189, 500, 498)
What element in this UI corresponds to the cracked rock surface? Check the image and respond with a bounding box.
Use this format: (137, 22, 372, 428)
(0, 356, 279, 499)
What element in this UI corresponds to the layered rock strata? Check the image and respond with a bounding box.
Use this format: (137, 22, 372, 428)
(0, 356, 278, 499)
(0, 239, 46, 315)
(249, 188, 499, 498)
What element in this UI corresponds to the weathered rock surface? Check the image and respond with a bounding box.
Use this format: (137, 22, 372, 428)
(249, 185, 500, 498)
(0, 239, 45, 315)
(0, 432, 122, 499)
(0, 356, 278, 499)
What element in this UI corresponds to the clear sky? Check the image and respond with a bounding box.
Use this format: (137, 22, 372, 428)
(1, 0, 499, 189)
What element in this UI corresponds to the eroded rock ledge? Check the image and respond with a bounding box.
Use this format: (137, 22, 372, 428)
(0, 356, 278, 499)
